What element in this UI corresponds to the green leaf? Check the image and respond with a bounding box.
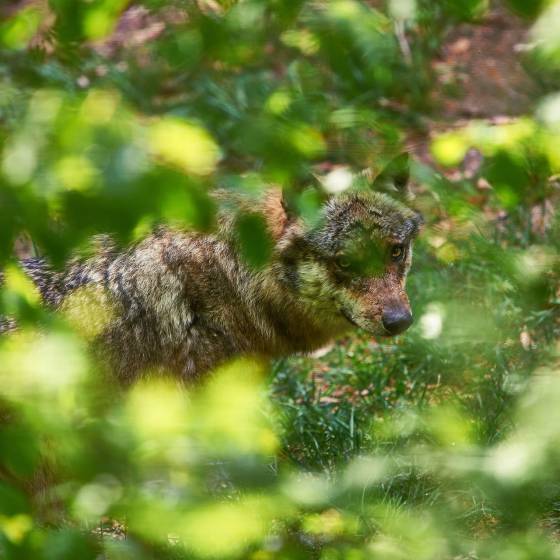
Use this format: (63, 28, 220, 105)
(236, 212, 273, 269)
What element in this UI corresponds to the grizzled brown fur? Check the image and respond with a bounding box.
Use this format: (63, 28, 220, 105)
(1, 187, 421, 382)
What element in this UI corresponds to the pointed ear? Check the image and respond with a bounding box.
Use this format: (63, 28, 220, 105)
(262, 188, 292, 241)
(373, 152, 411, 196)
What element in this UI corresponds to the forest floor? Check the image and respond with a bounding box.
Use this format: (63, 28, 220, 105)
(411, 3, 536, 166)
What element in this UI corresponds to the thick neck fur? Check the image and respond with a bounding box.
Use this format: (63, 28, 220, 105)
(255, 264, 349, 355)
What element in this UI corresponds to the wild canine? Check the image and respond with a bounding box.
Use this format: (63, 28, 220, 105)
(1, 160, 421, 382)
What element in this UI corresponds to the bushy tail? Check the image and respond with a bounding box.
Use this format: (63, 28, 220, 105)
(0, 259, 62, 333)
(0, 269, 15, 333)
(19, 258, 62, 307)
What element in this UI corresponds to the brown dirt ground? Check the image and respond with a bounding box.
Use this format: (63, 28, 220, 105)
(432, 4, 535, 121)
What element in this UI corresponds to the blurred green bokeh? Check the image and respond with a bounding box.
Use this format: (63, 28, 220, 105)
(1, 0, 560, 559)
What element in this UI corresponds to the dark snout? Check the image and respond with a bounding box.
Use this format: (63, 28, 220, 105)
(382, 306, 413, 336)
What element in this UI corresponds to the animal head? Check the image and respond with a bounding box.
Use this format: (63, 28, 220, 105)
(269, 155, 422, 338)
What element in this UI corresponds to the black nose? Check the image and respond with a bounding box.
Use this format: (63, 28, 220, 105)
(382, 307, 413, 335)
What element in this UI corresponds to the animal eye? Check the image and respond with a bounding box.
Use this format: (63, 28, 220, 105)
(391, 245, 405, 261)
(337, 256, 351, 269)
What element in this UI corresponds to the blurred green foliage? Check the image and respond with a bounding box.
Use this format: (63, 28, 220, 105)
(1, 0, 560, 559)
